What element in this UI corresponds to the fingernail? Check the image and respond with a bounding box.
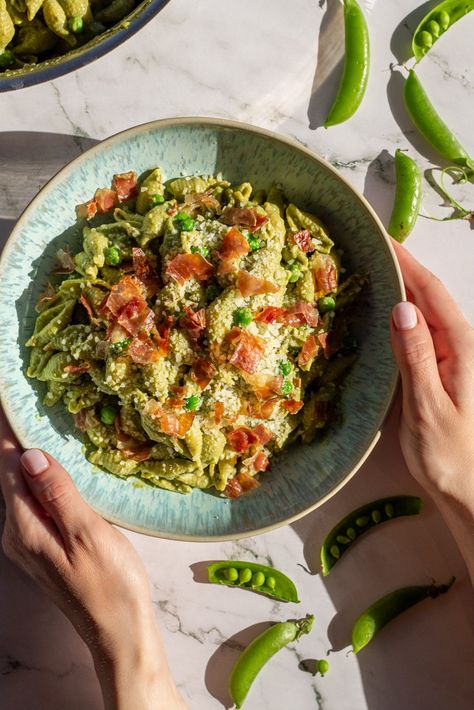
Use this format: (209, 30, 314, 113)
(21, 449, 49, 477)
(392, 302, 418, 330)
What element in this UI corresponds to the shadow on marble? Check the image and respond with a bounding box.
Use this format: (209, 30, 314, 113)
(389, 0, 436, 64)
(307, 0, 344, 130)
(0, 131, 98, 221)
(362, 149, 395, 225)
(204, 621, 271, 709)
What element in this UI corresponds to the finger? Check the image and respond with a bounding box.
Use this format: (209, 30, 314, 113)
(391, 240, 469, 333)
(20, 449, 95, 543)
(390, 302, 446, 420)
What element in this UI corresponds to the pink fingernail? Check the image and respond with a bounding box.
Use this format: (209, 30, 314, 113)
(392, 302, 418, 331)
(21, 449, 49, 477)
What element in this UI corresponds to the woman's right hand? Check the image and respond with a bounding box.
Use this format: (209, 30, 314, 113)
(390, 241, 474, 586)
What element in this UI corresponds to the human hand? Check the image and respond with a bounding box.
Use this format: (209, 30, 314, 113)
(0, 411, 185, 710)
(390, 241, 474, 585)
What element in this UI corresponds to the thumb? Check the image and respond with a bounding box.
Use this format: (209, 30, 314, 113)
(390, 301, 444, 419)
(20, 449, 94, 540)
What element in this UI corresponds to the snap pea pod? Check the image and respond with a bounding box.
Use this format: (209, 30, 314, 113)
(352, 578, 455, 653)
(412, 0, 474, 62)
(229, 614, 314, 708)
(320, 495, 422, 575)
(207, 561, 299, 603)
(324, 0, 370, 127)
(403, 69, 474, 171)
(387, 149, 422, 242)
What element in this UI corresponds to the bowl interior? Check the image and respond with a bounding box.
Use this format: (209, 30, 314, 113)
(0, 119, 403, 540)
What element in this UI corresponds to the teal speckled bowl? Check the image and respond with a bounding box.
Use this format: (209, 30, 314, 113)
(0, 118, 404, 540)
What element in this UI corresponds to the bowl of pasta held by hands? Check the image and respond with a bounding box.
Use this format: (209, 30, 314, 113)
(0, 118, 403, 540)
(0, 0, 169, 92)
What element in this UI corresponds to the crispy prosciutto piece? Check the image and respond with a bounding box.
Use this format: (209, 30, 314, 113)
(298, 335, 319, 366)
(94, 188, 118, 215)
(236, 270, 279, 297)
(313, 259, 338, 295)
(80, 293, 102, 326)
(184, 190, 220, 213)
(144, 400, 195, 437)
(165, 253, 214, 285)
(191, 357, 217, 389)
(283, 302, 318, 327)
(53, 247, 76, 275)
(117, 300, 156, 337)
(112, 171, 137, 202)
(132, 248, 160, 297)
(213, 401, 224, 425)
(224, 472, 261, 498)
(36, 282, 58, 312)
(227, 423, 273, 452)
(254, 306, 286, 323)
(243, 373, 282, 400)
(250, 450, 270, 472)
(281, 399, 304, 414)
(293, 229, 315, 253)
(76, 199, 98, 220)
(101, 275, 146, 319)
(180, 307, 206, 344)
(218, 227, 250, 260)
(128, 335, 161, 365)
(73, 408, 98, 431)
(243, 397, 279, 420)
(221, 207, 268, 231)
(229, 330, 266, 374)
(63, 361, 91, 376)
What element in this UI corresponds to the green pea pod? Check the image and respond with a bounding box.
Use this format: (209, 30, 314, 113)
(207, 561, 299, 603)
(403, 69, 474, 171)
(229, 614, 314, 708)
(320, 495, 422, 575)
(387, 150, 422, 242)
(412, 0, 474, 62)
(325, 0, 370, 128)
(352, 578, 455, 653)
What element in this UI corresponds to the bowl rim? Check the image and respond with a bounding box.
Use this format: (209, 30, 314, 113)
(0, 0, 169, 93)
(0, 117, 405, 541)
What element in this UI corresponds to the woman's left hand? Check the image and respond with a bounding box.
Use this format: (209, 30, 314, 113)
(0, 408, 185, 710)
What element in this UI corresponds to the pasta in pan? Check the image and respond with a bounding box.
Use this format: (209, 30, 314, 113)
(0, 0, 136, 69)
(26, 168, 367, 497)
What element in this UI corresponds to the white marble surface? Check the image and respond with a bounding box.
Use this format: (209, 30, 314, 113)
(1, 1, 474, 708)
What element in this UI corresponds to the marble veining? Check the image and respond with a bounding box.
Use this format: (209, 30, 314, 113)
(1, 0, 474, 708)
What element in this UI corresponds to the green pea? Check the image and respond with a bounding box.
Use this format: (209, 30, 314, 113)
(266, 576, 276, 590)
(437, 10, 450, 30)
(356, 515, 370, 527)
(239, 568, 253, 584)
(287, 263, 301, 283)
(0, 50, 15, 68)
(281, 379, 293, 396)
(151, 193, 165, 205)
(418, 30, 433, 48)
(279, 360, 292, 377)
(184, 394, 201, 411)
(372, 510, 381, 524)
(330, 544, 340, 559)
(191, 245, 209, 258)
(100, 405, 117, 425)
(68, 16, 84, 33)
(347, 527, 356, 540)
(317, 296, 336, 313)
(252, 571, 265, 587)
(316, 659, 329, 677)
(233, 307, 253, 327)
(336, 535, 350, 545)
(248, 235, 262, 251)
(425, 20, 440, 37)
(384, 503, 394, 518)
(175, 211, 189, 222)
(223, 567, 239, 582)
(179, 217, 195, 232)
(105, 245, 122, 266)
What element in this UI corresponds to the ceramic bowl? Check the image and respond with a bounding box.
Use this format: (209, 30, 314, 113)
(0, 0, 169, 93)
(0, 118, 404, 540)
